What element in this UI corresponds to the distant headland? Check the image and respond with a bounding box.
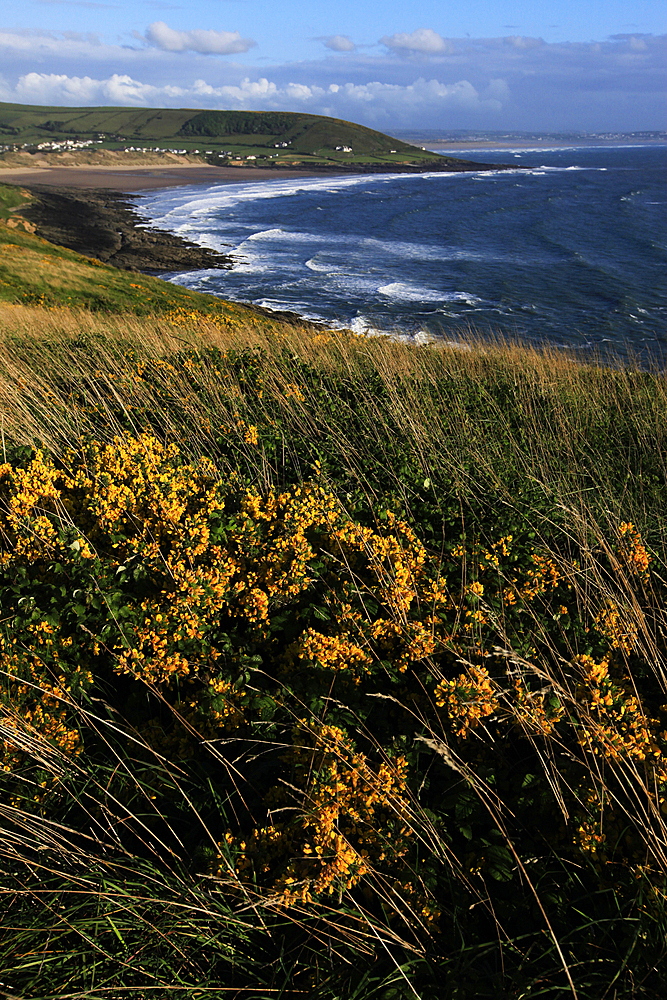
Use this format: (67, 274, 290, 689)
(0, 103, 511, 189)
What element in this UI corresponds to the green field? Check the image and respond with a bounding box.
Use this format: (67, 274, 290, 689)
(1, 182, 667, 998)
(0, 103, 457, 168)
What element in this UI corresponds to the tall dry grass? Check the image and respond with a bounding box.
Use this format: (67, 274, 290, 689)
(3, 302, 667, 997)
(2, 302, 667, 527)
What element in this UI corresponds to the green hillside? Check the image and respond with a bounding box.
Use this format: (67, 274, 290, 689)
(0, 102, 456, 168)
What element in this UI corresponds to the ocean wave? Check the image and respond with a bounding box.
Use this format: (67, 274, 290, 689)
(243, 228, 285, 241)
(305, 257, 336, 273)
(140, 173, 397, 224)
(142, 166, 564, 231)
(377, 282, 481, 305)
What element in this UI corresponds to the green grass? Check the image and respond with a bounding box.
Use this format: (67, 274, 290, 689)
(0, 102, 448, 168)
(2, 242, 667, 997)
(0, 182, 31, 222)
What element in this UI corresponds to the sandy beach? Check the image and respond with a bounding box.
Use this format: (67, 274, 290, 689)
(0, 151, 510, 192)
(0, 163, 324, 191)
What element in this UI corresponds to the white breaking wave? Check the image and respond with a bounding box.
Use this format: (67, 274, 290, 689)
(377, 282, 481, 305)
(305, 257, 337, 273)
(138, 165, 548, 238)
(139, 173, 400, 228)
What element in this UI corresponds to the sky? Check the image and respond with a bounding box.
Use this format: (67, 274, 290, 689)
(1, 1, 665, 131)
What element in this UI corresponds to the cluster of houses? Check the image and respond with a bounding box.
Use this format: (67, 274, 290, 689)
(0, 136, 387, 161)
(0, 138, 100, 153)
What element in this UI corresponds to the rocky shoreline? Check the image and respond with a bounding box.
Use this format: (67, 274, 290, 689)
(19, 185, 233, 274)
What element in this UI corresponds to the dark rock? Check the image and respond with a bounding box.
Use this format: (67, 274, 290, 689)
(19, 186, 232, 274)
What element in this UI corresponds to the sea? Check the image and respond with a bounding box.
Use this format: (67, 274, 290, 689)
(137, 141, 667, 364)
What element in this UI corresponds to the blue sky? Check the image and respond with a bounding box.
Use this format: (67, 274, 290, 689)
(1, 1, 665, 130)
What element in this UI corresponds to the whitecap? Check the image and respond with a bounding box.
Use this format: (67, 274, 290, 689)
(244, 228, 285, 241)
(377, 282, 481, 305)
(305, 257, 336, 273)
(378, 281, 444, 302)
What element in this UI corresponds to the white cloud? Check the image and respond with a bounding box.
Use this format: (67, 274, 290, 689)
(322, 35, 355, 53)
(191, 76, 279, 103)
(144, 21, 255, 55)
(334, 77, 503, 116)
(485, 78, 510, 102)
(13, 71, 185, 105)
(0, 29, 663, 130)
(5, 70, 505, 124)
(16, 71, 99, 103)
(380, 28, 456, 56)
(503, 35, 544, 50)
(0, 28, 130, 62)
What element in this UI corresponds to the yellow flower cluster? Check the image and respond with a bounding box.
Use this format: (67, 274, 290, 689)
(243, 424, 259, 446)
(0, 450, 69, 562)
(4, 430, 666, 894)
(283, 383, 306, 402)
(434, 666, 499, 738)
(514, 552, 562, 602)
(0, 630, 87, 790)
(221, 721, 412, 907)
(576, 654, 663, 767)
(594, 602, 638, 655)
(511, 676, 564, 737)
(296, 628, 373, 677)
(617, 522, 651, 580)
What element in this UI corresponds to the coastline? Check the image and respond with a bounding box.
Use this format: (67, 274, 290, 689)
(0, 163, 328, 192)
(17, 185, 235, 274)
(9, 154, 511, 276)
(0, 153, 509, 193)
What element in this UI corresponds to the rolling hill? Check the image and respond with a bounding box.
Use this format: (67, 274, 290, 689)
(0, 103, 465, 168)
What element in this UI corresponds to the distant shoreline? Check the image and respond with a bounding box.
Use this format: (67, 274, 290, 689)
(422, 138, 667, 151)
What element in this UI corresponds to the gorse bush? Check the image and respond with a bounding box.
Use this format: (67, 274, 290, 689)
(2, 412, 667, 996)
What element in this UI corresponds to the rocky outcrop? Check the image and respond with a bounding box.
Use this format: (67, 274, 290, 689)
(18, 186, 232, 274)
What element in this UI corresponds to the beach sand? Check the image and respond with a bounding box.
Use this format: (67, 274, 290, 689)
(0, 163, 322, 192)
(0, 151, 509, 192)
